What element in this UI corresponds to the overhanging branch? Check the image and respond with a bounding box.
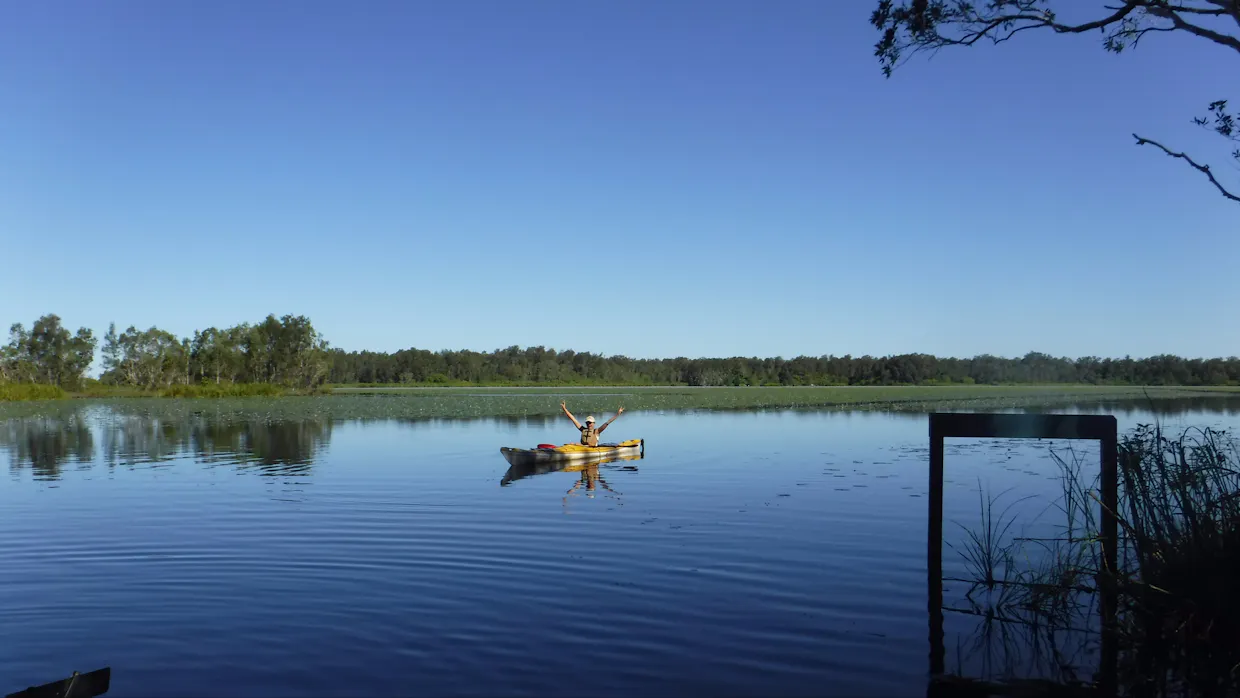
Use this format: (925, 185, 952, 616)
(1149, 4, 1240, 52)
(1167, 3, 1231, 15)
(1201, 0, 1240, 26)
(1133, 133, 1240, 202)
(874, 1, 1240, 70)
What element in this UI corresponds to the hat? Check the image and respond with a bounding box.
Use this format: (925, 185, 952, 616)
(585, 415, 595, 423)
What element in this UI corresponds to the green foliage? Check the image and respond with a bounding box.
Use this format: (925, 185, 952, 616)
(2, 309, 329, 401)
(329, 347, 1240, 388)
(73, 381, 148, 398)
(158, 383, 288, 398)
(1, 315, 96, 388)
(66, 382, 294, 399)
(95, 313, 330, 390)
(3, 384, 1212, 420)
(8, 310, 1240, 400)
(0, 382, 68, 401)
(104, 324, 185, 388)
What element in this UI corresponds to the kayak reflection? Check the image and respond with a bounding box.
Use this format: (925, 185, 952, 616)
(499, 438, 645, 507)
(499, 449, 642, 487)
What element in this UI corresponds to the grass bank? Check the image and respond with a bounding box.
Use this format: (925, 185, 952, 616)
(0, 383, 332, 402)
(0, 383, 68, 401)
(2, 384, 1237, 422)
(78, 383, 293, 398)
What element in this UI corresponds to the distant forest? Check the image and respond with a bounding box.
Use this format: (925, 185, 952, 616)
(331, 347, 1240, 387)
(3, 313, 1239, 390)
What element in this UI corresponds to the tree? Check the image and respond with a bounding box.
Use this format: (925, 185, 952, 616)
(2, 315, 96, 387)
(101, 323, 121, 383)
(1, 324, 34, 383)
(870, 0, 1240, 202)
(191, 327, 242, 384)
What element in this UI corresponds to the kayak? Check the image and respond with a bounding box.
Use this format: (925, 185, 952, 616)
(500, 451, 641, 486)
(499, 438, 644, 467)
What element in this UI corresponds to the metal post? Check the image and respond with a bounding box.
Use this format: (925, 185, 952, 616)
(1099, 432, 1119, 697)
(926, 413, 1117, 694)
(928, 418, 945, 676)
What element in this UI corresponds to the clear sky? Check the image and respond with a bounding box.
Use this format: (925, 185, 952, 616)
(2, 1, 1236, 361)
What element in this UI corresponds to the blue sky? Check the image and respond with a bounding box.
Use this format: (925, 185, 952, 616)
(2, 1, 1236, 361)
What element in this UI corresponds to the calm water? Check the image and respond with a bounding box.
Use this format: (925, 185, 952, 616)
(3, 398, 1239, 697)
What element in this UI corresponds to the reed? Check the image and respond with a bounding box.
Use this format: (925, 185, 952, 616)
(951, 424, 1240, 696)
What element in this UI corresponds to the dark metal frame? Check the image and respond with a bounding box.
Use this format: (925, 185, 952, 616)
(927, 413, 1118, 693)
(5, 667, 110, 698)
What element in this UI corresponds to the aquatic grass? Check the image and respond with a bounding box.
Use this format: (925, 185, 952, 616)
(2, 385, 1238, 422)
(1108, 424, 1240, 697)
(951, 424, 1240, 696)
(948, 482, 1034, 592)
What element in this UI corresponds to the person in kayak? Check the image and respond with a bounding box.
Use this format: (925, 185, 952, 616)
(560, 401, 624, 447)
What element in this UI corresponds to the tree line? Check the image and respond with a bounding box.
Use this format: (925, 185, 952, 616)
(328, 346, 1240, 387)
(2, 313, 329, 390)
(3, 312, 1238, 390)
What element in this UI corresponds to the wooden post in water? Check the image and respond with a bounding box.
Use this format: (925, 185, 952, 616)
(926, 413, 1118, 695)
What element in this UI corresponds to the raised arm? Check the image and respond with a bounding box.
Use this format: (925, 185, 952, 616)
(596, 407, 625, 433)
(561, 401, 583, 429)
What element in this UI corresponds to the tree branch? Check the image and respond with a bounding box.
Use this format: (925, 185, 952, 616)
(873, 1, 1240, 70)
(1201, 0, 1240, 26)
(1133, 133, 1240, 202)
(1149, 4, 1240, 52)
(1128, 24, 1177, 48)
(1166, 2, 1231, 15)
(951, 4, 1142, 46)
(871, 1, 1240, 204)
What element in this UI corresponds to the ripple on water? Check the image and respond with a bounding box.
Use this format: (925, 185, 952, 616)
(5, 404, 1235, 696)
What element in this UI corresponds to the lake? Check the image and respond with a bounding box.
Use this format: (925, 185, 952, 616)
(4, 397, 1240, 697)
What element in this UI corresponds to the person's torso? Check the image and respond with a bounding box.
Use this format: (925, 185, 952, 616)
(580, 426, 598, 446)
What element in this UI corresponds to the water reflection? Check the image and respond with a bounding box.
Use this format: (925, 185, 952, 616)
(384, 414, 562, 431)
(1019, 395, 1240, 418)
(500, 451, 642, 487)
(561, 461, 636, 506)
(500, 451, 642, 509)
(1, 414, 94, 481)
(2, 409, 331, 480)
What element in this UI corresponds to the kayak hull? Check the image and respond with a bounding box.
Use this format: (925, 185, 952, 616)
(500, 450, 642, 486)
(500, 438, 644, 468)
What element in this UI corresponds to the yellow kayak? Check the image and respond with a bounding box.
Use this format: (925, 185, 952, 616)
(499, 438, 644, 467)
(500, 449, 642, 486)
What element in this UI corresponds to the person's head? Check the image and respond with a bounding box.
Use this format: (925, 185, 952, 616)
(586, 416, 595, 426)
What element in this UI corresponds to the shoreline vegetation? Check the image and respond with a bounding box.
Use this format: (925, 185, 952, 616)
(2, 386, 1239, 423)
(3, 312, 1240, 403)
(4, 382, 1240, 406)
(0, 381, 328, 402)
